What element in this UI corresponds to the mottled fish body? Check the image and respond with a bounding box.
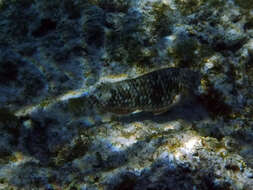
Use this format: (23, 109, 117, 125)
(91, 68, 200, 115)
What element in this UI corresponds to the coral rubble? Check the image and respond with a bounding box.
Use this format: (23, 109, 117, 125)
(0, 0, 252, 189)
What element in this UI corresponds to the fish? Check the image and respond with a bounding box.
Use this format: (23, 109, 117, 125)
(87, 67, 201, 115)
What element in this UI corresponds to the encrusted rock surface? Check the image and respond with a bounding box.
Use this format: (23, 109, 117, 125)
(0, 0, 252, 189)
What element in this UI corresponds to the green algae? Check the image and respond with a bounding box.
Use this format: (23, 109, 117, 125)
(174, 0, 203, 15)
(39, 98, 52, 108)
(174, 0, 225, 15)
(53, 135, 91, 167)
(151, 2, 173, 37)
(234, 0, 253, 9)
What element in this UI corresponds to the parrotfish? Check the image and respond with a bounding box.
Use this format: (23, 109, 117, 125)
(85, 67, 200, 115)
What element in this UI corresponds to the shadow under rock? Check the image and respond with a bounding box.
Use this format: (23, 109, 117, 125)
(117, 95, 209, 124)
(3, 96, 208, 189)
(125, 159, 216, 190)
(103, 152, 220, 190)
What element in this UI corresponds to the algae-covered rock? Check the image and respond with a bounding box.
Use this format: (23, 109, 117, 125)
(0, 0, 252, 189)
(235, 0, 253, 9)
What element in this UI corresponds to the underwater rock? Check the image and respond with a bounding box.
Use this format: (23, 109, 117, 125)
(0, 0, 252, 189)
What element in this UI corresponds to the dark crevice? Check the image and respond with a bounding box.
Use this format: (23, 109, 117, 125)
(212, 38, 247, 53)
(197, 87, 233, 119)
(32, 18, 57, 37)
(0, 61, 19, 85)
(63, 0, 81, 19)
(244, 21, 253, 31)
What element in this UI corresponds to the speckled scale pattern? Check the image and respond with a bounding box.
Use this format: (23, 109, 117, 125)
(96, 68, 199, 114)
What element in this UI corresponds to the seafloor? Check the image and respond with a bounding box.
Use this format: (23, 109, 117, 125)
(0, 0, 252, 189)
